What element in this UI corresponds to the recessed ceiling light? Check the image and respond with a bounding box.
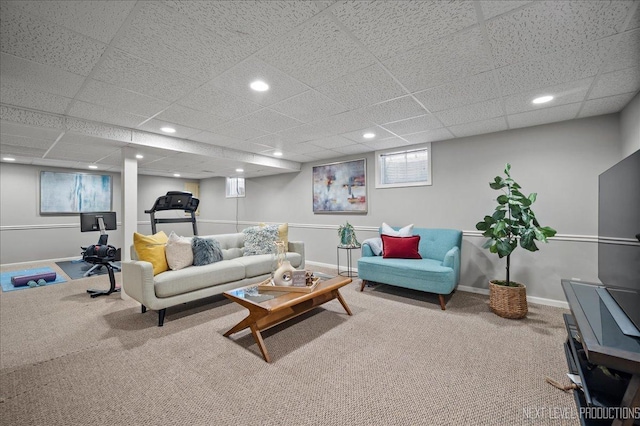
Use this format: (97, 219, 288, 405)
(2, 157, 16, 162)
(363, 132, 375, 139)
(236, 168, 244, 173)
(273, 151, 283, 157)
(173, 173, 181, 177)
(532, 95, 554, 104)
(250, 80, 269, 92)
(88, 165, 98, 169)
(136, 154, 144, 159)
(161, 127, 176, 133)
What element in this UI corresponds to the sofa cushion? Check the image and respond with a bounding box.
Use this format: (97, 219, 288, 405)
(165, 232, 193, 271)
(381, 222, 414, 237)
(243, 225, 278, 256)
(382, 235, 422, 259)
(192, 237, 223, 266)
(154, 260, 246, 298)
(133, 231, 169, 275)
(358, 256, 455, 294)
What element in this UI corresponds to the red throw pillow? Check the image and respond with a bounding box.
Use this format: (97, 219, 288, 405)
(382, 235, 422, 259)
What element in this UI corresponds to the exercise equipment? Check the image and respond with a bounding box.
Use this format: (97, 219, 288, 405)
(145, 191, 199, 235)
(80, 212, 121, 297)
(11, 272, 57, 287)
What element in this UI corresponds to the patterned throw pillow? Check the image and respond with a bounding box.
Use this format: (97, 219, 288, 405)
(192, 237, 223, 266)
(243, 225, 279, 256)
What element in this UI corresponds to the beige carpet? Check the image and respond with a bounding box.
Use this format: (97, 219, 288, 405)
(0, 261, 578, 425)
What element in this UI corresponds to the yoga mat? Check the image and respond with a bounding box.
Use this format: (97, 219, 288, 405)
(1, 267, 67, 292)
(55, 260, 121, 280)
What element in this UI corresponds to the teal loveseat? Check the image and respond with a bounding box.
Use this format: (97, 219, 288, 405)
(357, 227, 462, 310)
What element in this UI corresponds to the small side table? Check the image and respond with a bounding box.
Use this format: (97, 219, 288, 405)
(337, 245, 360, 278)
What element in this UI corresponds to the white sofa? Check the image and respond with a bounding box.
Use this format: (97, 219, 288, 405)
(122, 233, 305, 326)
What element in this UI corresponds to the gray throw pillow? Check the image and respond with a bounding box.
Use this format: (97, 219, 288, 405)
(243, 225, 279, 256)
(192, 237, 223, 266)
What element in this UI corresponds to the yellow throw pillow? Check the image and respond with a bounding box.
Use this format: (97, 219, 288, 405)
(259, 222, 289, 248)
(133, 231, 169, 275)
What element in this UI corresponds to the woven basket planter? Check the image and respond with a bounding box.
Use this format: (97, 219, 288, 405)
(489, 280, 528, 319)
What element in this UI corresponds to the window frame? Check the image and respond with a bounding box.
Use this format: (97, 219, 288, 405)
(225, 177, 245, 198)
(374, 142, 432, 189)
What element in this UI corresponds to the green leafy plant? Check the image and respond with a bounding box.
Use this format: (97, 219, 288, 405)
(475, 164, 557, 287)
(338, 222, 360, 247)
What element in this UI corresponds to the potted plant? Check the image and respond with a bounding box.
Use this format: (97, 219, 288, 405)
(338, 222, 360, 248)
(475, 164, 556, 319)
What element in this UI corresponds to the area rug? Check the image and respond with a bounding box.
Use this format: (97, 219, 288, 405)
(55, 260, 121, 280)
(0, 267, 67, 292)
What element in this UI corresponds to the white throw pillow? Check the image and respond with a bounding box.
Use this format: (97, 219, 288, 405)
(165, 231, 193, 271)
(381, 222, 414, 237)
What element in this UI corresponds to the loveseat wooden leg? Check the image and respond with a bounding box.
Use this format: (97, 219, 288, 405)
(438, 294, 446, 310)
(158, 309, 166, 327)
(360, 280, 367, 291)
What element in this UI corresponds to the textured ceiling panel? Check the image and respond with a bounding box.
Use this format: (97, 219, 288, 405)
(0, 121, 62, 141)
(363, 137, 411, 151)
(449, 116, 508, 138)
(178, 83, 262, 120)
(257, 14, 374, 87)
(0, 143, 47, 157)
(269, 90, 347, 123)
(7, 0, 137, 43)
(331, 0, 477, 60)
(210, 121, 267, 141)
(92, 49, 202, 103)
(275, 124, 334, 144)
(58, 132, 129, 149)
(136, 119, 202, 140)
(480, 1, 533, 20)
(0, 3, 106, 76)
(308, 135, 356, 150)
(361, 96, 426, 125)
(383, 27, 492, 93)
(401, 128, 454, 145)
(508, 103, 581, 129)
(75, 79, 169, 118)
(155, 104, 227, 132)
(308, 110, 375, 135)
(0, 84, 71, 114)
(187, 131, 242, 147)
(0, 133, 53, 149)
(234, 109, 302, 134)
(66, 100, 146, 129)
(578, 92, 637, 119)
(381, 114, 443, 136)
(340, 127, 395, 144)
(331, 143, 372, 155)
(603, 29, 640, 73)
(0, 105, 64, 129)
(0, 53, 84, 97)
(435, 99, 504, 127)
(315, 63, 406, 110)
(588, 67, 640, 99)
(413, 71, 499, 113)
(503, 78, 593, 115)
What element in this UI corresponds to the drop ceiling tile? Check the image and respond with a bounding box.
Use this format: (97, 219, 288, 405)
(0, 121, 62, 141)
(8, 0, 136, 43)
(115, 1, 242, 81)
(209, 57, 309, 107)
(0, 143, 47, 157)
(67, 100, 146, 129)
(46, 142, 121, 163)
(487, 0, 633, 67)
(308, 135, 355, 150)
(276, 124, 334, 144)
(0, 84, 72, 114)
(435, 99, 503, 127)
(0, 3, 106, 76)
(331, 143, 373, 155)
(306, 150, 343, 160)
(628, 5, 640, 31)
(58, 132, 128, 148)
(603, 29, 640, 73)
(413, 71, 499, 113)
(449, 117, 508, 138)
(76, 79, 169, 118)
(400, 128, 455, 144)
(363, 137, 411, 151)
(496, 36, 617, 96)
(65, 118, 131, 142)
(309, 110, 375, 135)
(0, 53, 84, 97)
(280, 141, 325, 155)
(578, 92, 637, 118)
(136, 119, 202, 139)
(315, 63, 406, 109)
(256, 14, 375, 87)
(156, 105, 227, 132)
(508, 103, 581, 129)
(178, 83, 262, 120)
(481, 1, 533, 20)
(504, 78, 593, 114)
(92, 49, 202, 102)
(381, 114, 443, 136)
(30, 157, 81, 168)
(589, 67, 640, 99)
(0, 133, 52, 149)
(269, 90, 347, 123)
(0, 105, 64, 129)
(234, 109, 302, 133)
(340, 127, 395, 143)
(284, 153, 316, 163)
(331, 0, 476, 60)
(210, 121, 267, 141)
(383, 27, 492, 93)
(360, 96, 426, 125)
(187, 131, 243, 148)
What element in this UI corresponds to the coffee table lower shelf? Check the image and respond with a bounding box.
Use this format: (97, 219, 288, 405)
(223, 276, 352, 362)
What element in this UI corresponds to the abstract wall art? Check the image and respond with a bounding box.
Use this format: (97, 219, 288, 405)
(40, 171, 112, 214)
(312, 159, 367, 214)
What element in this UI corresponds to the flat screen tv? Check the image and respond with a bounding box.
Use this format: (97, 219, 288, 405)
(598, 149, 640, 331)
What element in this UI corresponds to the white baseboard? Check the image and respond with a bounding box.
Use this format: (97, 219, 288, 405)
(457, 285, 568, 309)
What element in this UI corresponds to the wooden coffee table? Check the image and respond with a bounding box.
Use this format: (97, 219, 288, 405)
(223, 276, 352, 362)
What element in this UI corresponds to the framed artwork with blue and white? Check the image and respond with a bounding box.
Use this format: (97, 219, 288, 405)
(40, 171, 112, 214)
(312, 159, 367, 214)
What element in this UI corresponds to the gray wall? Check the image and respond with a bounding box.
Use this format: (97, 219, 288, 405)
(198, 114, 623, 303)
(620, 92, 640, 157)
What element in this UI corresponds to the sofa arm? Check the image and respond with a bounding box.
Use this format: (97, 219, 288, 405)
(361, 244, 375, 257)
(443, 246, 461, 284)
(122, 260, 157, 308)
(288, 241, 305, 269)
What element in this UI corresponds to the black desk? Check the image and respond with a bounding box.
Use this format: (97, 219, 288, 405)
(561, 279, 640, 426)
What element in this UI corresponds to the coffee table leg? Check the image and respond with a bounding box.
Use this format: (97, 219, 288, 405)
(335, 290, 353, 316)
(250, 323, 271, 363)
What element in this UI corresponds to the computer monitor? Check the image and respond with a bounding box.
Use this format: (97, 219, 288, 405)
(80, 212, 117, 233)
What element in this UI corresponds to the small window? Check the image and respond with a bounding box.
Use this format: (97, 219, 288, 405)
(375, 143, 432, 188)
(226, 177, 245, 198)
